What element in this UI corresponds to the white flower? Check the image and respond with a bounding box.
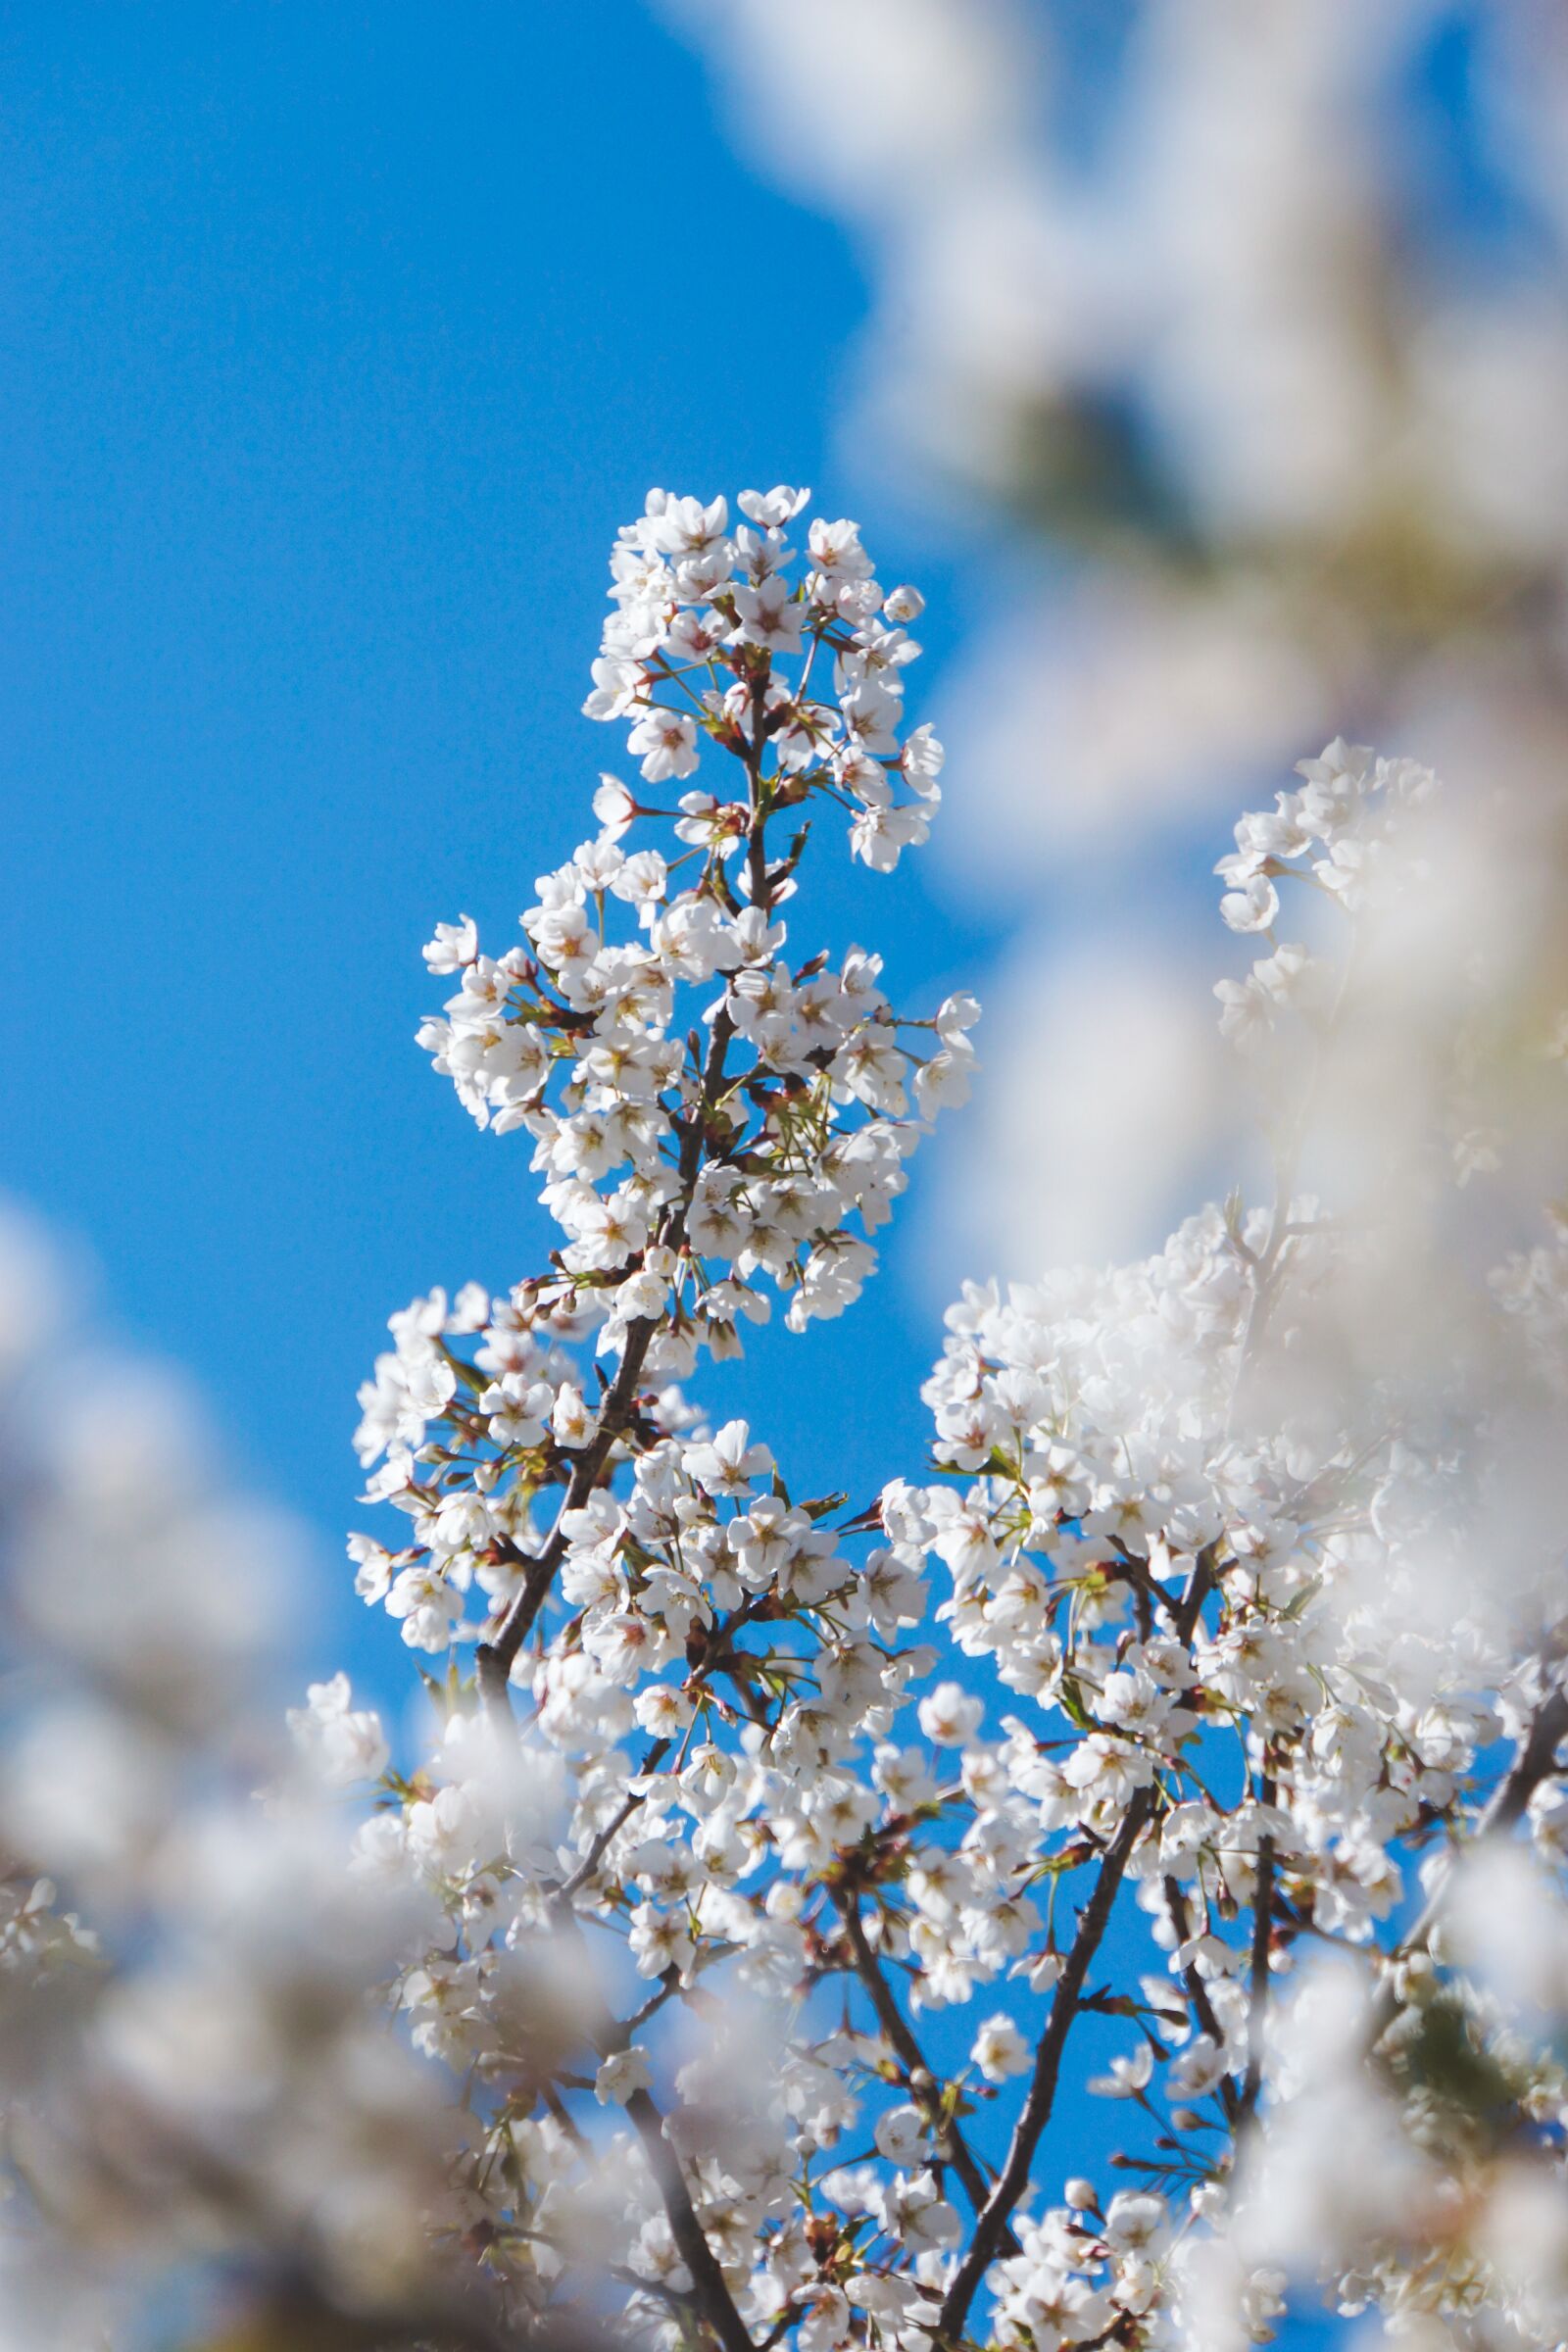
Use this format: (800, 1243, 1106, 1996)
(874, 2104, 929, 2165)
(421, 915, 477, 973)
(551, 1384, 600, 1450)
(285, 1674, 389, 1788)
(917, 1683, 983, 1747)
(595, 2046, 653, 2105)
(1219, 869, 1280, 934)
(1089, 2044, 1154, 2098)
(385, 1564, 464, 1651)
(627, 709, 700, 783)
(971, 2013, 1030, 2081)
(683, 1419, 773, 1497)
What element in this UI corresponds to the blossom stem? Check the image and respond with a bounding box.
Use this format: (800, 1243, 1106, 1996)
(625, 2087, 757, 2352)
(936, 1788, 1155, 2344)
(476, 767, 773, 1722)
(1240, 1769, 1276, 2118)
(830, 1887, 996, 2219)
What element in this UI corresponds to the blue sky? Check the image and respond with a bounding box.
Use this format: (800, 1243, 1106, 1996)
(4, 1, 1005, 1706)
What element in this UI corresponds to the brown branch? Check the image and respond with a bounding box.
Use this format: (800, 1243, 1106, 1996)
(1471, 1681, 1568, 1839)
(625, 2088, 756, 2352)
(551, 1592, 778, 1901)
(1109, 1543, 1161, 1637)
(475, 1008, 742, 1721)
(1369, 1676, 1568, 2042)
(482, 671, 786, 2352)
(936, 1788, 1155, 2345)
(744, 665, 771, 910)
(476, 1317, 660, 1715)
(830, 1887, 996, 2222)
(534, 1898, 756, 2352)
(1161, 1876, 1240, 2129)
(555, 1740, 671, 1902)
(1174, 1544, 1216, 1644)
(1240, 1770, 1277, 2117)
(476, 677, 782, 1727)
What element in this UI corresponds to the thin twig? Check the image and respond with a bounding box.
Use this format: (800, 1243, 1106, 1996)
(555, 1740, 671, 1901)
(540, 1900, 757, 2352)
(1174, 1545, 1216, 1644)
(1162, 1876, 1241, 2128)
(475, 1311, 660, 1714)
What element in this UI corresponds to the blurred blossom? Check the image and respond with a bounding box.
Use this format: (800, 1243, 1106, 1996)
(925, 930, 1236, 1281)
(936, 568, 1324, 881)
(0, 1212, 500, 2347)
(1232, 1958, 1426, 2278)
(667, 0, 1568, 612)
(658, 0, 1037, 232)
(1443, 1841, 1568, 2022)
(665, 0, 1568, 1297)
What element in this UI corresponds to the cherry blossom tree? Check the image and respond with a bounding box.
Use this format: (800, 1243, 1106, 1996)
(6, 489, 1568, 2352)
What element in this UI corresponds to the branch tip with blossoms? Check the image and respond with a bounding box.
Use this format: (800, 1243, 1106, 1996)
(366, 488, 971, 1722)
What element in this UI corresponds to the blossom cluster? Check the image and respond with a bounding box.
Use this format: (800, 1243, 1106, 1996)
(10, 485, 1568, 2352)
(334, 481, 1568, 2352)
(355, 492, 973, 1670)
(1210, 736, 1438, 1049)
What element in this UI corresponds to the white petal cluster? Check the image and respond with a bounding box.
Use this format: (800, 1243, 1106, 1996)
(1211, 738, 1438, 1052)
(355, 494, 972, 1666)
(332, 683, 1568, 2352)
(332, 694, 1568, 2351)
(403, 495, 966, 1412)
(14, 482, 1568, 2352)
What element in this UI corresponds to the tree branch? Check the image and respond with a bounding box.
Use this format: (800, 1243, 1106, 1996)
(624, 2087, 756, 2352)
(476, 1316, 661, 1715)
(1240, 1770, 1277, 2118)
(1161, 1875, 1240, 2128)
(476, 702, 779, 1724)
(1369, 1676, 1568, 2042)
(830, 1887, 996, 2221)
(534, 1897, 756, 2352)
(554, 1740, 671, 1902)
(937, 1788, 1155, 2344)
(1174, 1544, 1216, 1644)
